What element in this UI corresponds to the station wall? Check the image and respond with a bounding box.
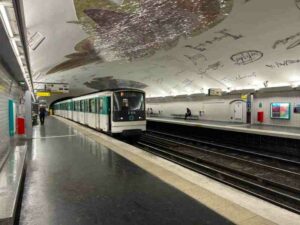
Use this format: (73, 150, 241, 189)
(253, 92, 300, 128)
(147, 91, 300, 128)
(0, 63, 24, 164)
(147, 95, 247, 123)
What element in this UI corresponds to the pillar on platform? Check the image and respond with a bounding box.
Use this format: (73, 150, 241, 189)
(25, 91, 32, 139)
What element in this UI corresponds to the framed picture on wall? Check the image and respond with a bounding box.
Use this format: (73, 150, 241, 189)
(270, 103, 291, 120)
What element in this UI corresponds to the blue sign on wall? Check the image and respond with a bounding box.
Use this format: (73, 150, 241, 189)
(8, 100, 15, 136)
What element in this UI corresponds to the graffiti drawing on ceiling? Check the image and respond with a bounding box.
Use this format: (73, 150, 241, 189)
(296, 0, 300, 10)
(47, 38, 102, 74)
(72, 0, 233, 60)
(84, 76, 148, 90)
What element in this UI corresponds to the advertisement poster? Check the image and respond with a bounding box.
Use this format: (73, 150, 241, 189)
(270, 103, 291, 120)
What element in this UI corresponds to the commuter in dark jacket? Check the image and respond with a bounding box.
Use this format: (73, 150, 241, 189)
(39, 107, 46, 125)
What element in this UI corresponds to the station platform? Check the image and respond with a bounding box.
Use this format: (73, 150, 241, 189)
(147, 117, 300, 140)
(18, 116, 300, 225)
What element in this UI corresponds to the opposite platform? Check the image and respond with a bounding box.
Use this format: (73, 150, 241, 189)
(147, 117, 300, 140)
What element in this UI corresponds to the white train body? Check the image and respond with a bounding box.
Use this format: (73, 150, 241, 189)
(54, 90, 146, 135)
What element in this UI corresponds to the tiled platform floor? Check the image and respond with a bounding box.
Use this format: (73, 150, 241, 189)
(19, 117, 236, 225)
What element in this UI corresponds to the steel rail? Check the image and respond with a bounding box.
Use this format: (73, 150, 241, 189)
(144, 133, 300, 177)
(137, 140, 300, 214)
(147, 130, 300, 168)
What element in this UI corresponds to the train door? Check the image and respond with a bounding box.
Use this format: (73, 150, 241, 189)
(84, 99, 89, 125)
(107, 96, 111, 132)
(79, 100, 83, 123)
(74, 101, 78, 122)
(96, 98, 101, 130)
(90, 98, 96, 128)
(100, 96, 111, 132)
(71, 101, 74, 120)
(69, 101, 73, 119)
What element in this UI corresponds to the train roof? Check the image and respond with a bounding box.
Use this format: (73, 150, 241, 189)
(54, 89, 145, 105)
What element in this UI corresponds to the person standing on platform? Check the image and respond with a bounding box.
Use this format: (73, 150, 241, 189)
(39, 107, 46, 125)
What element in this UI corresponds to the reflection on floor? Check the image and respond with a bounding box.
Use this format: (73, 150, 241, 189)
(19, 117, 234, 225)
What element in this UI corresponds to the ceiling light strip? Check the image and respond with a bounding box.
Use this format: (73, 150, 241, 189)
(0, 4, 36, 101)
(0, 5, 13, 37)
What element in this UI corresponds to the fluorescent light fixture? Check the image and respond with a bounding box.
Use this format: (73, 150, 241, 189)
(0, 5, 14, 38)
(0, 4, 36, 102)
(0, 1, 13, 7)
(291, 81, 300, 88)
(11, 40, 20, 56)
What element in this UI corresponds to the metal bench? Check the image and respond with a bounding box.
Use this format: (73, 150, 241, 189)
(147, 113, 160, 117)
(171, 114, 199, 120)
(0, 144, 27, 225)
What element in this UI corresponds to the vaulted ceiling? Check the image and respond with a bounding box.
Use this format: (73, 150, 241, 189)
(22, 0, 300, 103)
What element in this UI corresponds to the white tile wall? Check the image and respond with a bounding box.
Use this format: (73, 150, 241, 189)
(253, 95, 300, 127)
(0, 63, 24, 162)
(148, 97, 247, 123)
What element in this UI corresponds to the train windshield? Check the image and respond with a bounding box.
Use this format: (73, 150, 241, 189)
(113, 91, 145, 111)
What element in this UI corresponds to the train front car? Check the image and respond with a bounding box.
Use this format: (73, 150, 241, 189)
(111, 90, 146, 137)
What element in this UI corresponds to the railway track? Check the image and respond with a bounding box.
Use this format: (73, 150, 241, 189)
(147, 130, 300, 174)
(136, 131, 300, 214)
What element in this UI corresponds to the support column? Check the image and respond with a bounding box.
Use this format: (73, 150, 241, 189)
(25, 91, 32, 139)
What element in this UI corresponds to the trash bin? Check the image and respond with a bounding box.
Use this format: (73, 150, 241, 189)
(257, 111, 264, 123)
(32, 114, 38, 126)
(17, 117, 25, 135)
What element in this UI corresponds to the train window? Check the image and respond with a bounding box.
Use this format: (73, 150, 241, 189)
(93, 99, 96, 113)
(113, 91, 145, 111)
(122, 99, 129, 108)
(80, 100, 84, 112)
(95, 99, 98, 113)
(89, 99, 92, 113)
(86, 100, 89, 112)
(99, 99, 103, 112)
(90, 99, 96, 113)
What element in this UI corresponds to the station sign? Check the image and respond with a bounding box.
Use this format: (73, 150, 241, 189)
(36, 92, 51, 97)
(208, 88, 222, 96)
(28, 32, 45, 50)
(241, 94, 248, 101)
(45, 83, 69, 93)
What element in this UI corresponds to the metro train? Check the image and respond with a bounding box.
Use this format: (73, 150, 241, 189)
(53, 89, 146, 136)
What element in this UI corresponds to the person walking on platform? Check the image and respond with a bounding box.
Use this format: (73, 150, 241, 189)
(39, 107, 46, 125)
(185, 108, 191, 120)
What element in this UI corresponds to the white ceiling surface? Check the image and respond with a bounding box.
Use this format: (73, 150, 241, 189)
(23, 0, 300, 103)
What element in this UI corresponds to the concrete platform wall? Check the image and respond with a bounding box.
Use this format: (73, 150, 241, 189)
(147, 96, 247, 123)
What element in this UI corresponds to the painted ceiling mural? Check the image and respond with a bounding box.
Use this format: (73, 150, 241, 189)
(23, 0, 300, 103)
